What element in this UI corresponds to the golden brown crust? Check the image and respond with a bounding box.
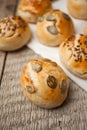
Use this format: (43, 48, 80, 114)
(59, 34, 87, 79)
(20, 58, 69, 109)
(0, 16, 31, 51)
(84, 23, 87, 35)
(36, 10, 75, 46)
(17, 0, 52, 23)
(67, 0, 87, 20)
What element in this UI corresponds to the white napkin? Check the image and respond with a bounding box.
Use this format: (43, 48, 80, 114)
(28, 0, 87, 91)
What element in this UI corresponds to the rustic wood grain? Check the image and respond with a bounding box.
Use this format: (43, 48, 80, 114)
(0, 47, 87, 130)
(0, 0, 18, 84)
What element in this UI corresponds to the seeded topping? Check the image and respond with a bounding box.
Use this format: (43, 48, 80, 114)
(38, 16, 44, 22)
(47, 25, 58, 35)
(54, 9, 60, 12)
(43, 58, 51, 62)
(46, 14, 56, 21)
(43, 58, 57, 66)
(31, 61, 42, 72)
(84, 41, 87, 48)
(59, 79, 67, 94)
(65, 35, 87, 62)
(51, 61, 57, 66)
(47, 75, 57, 89)
(76, 71, 87, 76)
(25, 85, 35, 94)
(62, 13, 71, 21)
(0, 16, 27, 37)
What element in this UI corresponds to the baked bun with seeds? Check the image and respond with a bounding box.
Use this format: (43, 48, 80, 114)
(16, 0, 52, 23)
(84, 23, 87, 35)
(36, 10, 75, 46)
(0, 16, 31, 51)
(59, 34, 87, 79)
(21, 58, 69, 109)
(67, 0, 87, 20)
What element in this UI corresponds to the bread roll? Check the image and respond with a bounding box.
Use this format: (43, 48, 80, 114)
(59, 34, 87, 79)
(17, 0, 52, 23)
(84, 23, 87, 35)
(67, 0, 87, 20)
(21, 58, 69, 109)
(36, 10, 75, 46)
(0, 16, 31, 51)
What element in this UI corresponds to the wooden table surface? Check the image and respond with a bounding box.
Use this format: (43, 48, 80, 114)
(0, 0, 87, 130)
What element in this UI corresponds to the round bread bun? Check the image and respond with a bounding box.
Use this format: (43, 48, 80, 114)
(67, 0, 87, 20)
(0, 16, 31, 51)
(59, 34, 87, 79)
(84, 23, 87, 35)
(16, 0, 52, 23)
(36, 10, 75, 46)
(21, 58, 69, 109)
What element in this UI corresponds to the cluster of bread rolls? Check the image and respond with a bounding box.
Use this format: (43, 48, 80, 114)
(19, 0, 87, 108)
(0, 0, 86, 51)
(0, 0, 86, 108)
(0, 0, 52, 51)
(17, 0, 87, 108)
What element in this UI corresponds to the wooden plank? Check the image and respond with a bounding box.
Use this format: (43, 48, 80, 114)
(0, 0, 18, 84)
(0, 0, 18, 18)
(0, 47, 87, 130)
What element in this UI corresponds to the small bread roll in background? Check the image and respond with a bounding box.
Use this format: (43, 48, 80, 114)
(59, 34, 87, 79)
(36, 10, 75, 46)
(84, 23, 87, 35)
(0, 16, 31, 51)
(67, 0, 87, 20)
(21, 58, 69, 109)
(17, 0, 52, 23)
